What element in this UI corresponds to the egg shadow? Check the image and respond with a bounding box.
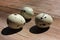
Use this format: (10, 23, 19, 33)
(25, 18, 31, 23)
(1, 27, 22, 35)
(29, 25, 50, 34)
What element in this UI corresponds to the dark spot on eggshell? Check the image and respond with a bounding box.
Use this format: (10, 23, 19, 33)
(48, 23, 51, 25)
(14, 14, 17, 15)
(24, 23, 25, 24)
(42, 24, 46, 26)
(17, 25, 20, 27)
(23, 10, 26, 12)
(41, 17, 43, 19)
(44, 17, 46, 18)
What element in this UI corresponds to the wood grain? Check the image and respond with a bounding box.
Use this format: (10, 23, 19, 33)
(0, 0, 60, 40)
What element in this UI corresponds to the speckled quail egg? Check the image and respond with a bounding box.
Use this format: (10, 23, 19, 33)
(35, 13, 53, 28)
(20, 7, 34, 19)
(7, 14, 26, 29)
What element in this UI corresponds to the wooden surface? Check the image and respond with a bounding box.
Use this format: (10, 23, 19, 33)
(0, 0, 60, 40)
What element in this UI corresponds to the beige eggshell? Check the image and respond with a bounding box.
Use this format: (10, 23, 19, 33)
(7, 14, 26, 29)
(35, 13, 53, 28)
(21, 7, 34, 19)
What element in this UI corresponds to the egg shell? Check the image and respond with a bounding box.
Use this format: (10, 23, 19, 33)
(21, 7, 34, 19)
(7, 14, 26, 29)
(35, 13, 53, 28)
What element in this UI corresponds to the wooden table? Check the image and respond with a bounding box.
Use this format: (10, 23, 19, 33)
(0, 0, 60, 40)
